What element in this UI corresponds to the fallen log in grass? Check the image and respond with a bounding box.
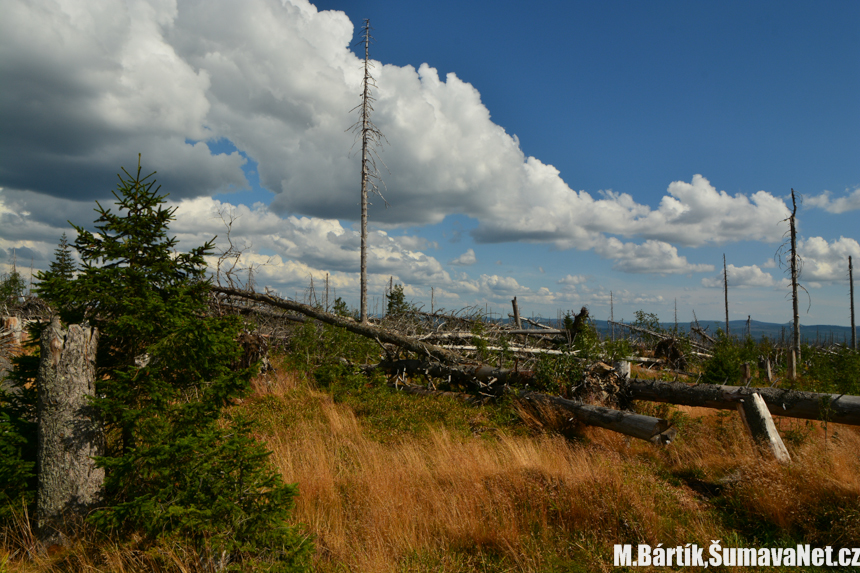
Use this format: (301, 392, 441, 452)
(625, 378, 860, 426)
(386, 379, 676, 444)
(369, 358, 535, 390)
(516, 390, 677, 444)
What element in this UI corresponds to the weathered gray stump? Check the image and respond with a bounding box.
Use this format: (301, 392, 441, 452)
(736, 393, 791, 464)
(788, 349, 797, 381)
(613, 360, 631, 380)
(37, 319, 103, 547)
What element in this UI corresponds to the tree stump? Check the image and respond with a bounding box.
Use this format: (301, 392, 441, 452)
(37, 319, 104, 547)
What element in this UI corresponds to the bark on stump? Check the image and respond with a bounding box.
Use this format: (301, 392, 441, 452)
(736, 393, 791, 464)
(37, 319, 103, 547)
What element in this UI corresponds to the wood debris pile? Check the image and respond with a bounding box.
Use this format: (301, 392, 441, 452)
(206, 286, 860, 457)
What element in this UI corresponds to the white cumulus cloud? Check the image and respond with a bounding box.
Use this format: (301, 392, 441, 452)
(806, 188, 860, 214)
(595, 238, 715, 275)
(796, 236, 860, 283)
(558, 274, 587, 286)
(450, 248, 477, 266)
(1, 0, 795, 257)
(701, 264, 780, 288)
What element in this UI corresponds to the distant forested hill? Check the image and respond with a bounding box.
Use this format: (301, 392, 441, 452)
(589, 319, 855, 345)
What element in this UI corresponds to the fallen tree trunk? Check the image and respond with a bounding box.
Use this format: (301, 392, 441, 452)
(211, 286, 462, 364)
(504, 329, 566, 336)
(515, 390, 676, 444)
(438, 344, 572, 356)
(370, 359, 535, 389)
(625, 378, 860, 426)
(609, 320, 711, 353)
(520, 317, 555, 330)
(384, 378, 675, 444)
(213, 300, 307, 323)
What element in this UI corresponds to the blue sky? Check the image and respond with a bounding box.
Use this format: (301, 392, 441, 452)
(1, 0, 858, 326)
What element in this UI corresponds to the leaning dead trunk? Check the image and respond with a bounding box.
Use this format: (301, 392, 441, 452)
(211, 286, 462, 364)
(625, 377, 860, 426)
(37, 319, 103, 546)
(736, 393, 791, 464)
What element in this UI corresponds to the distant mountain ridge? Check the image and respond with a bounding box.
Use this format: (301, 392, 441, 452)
(514, 317, 857, 345)
(601, 319, 856, 345)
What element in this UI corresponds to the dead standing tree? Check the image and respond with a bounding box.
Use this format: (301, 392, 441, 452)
(723, 253, 729, 336)
(850, 255, 856, 351)
(777, 189, 807, 378)
(350, 19, 388, 323)
(37, 319, 103, 546)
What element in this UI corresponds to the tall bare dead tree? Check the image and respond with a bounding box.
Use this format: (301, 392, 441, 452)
(350, 19, 388, 323)
(788, 190, 801, 365)
(723, 254, 729, 336)
(777, 189, 808, 378)
(850, 255, 856, 351)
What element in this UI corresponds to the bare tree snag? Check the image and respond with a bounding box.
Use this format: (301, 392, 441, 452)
(350, 19, 387, 323)
(789, 189, 801, 371)
(511, 297, 521, 329)
(851, 255, 856, 351)
(624, 377, 860, 426)
(761, 358, 773, 384)
(724, 253, 729, 336)
(736, 393, 791, 464)
(37, 319, 103, 547)
(788, 350, 797, 381)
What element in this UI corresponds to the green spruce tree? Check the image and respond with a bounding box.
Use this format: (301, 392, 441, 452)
(386, 283, 413, 316)
(0, 257, 26, 308)
(13, 158, 311, 569)
(34, 233, 77, 307)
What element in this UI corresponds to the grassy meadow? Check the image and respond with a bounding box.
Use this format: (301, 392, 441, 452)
(5, 354, 859, 573)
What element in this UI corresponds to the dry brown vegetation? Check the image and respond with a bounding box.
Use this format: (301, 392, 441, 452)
(4, 362, 860, 572)
(259, 368, 860, 572)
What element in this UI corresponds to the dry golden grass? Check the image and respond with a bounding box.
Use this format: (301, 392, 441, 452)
(4, 366, 860, 572)
(249, 369, 860, 572)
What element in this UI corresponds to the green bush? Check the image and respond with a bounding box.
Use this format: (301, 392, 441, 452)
(701, 331, 744, 385)
(804, 345, 860, 395)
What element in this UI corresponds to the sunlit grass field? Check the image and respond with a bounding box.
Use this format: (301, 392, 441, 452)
(3, 359, 859, 572)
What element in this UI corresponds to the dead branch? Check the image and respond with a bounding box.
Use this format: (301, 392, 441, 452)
(211, 286, 462, 364)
